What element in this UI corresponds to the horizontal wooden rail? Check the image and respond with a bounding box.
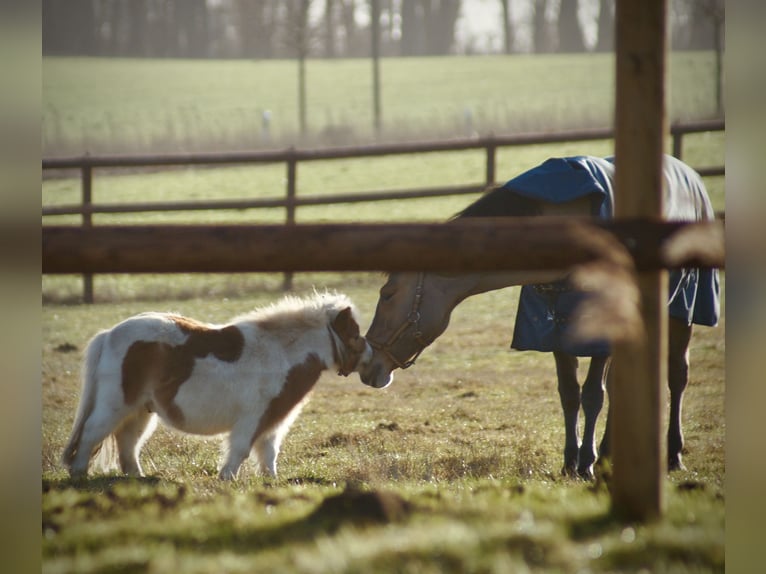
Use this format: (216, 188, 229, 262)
(42, 120, 723, 171)
(42, 120, 724, 302)
(42, 128, 616, 170)
(694, 166, 725, 177)
(42, 220, 725, 275)
(42, 184, 484, 217)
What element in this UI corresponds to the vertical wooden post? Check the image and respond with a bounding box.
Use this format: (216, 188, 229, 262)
(282, 152, 297, 291)
(611, 0, 668, 521)
(485, 137, 496, 186)
(671, 127, 682, 160)
(371, 0, 382, 135)
(81, 163, 94, 304)
(297, 0, 309, 138)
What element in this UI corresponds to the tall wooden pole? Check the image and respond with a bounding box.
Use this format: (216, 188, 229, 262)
(371, 0, 381, 135)
(611, 0, 668, 521)
(297, 0, 309, 138)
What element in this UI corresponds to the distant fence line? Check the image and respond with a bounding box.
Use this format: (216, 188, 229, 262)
(42, 119, 724, 302)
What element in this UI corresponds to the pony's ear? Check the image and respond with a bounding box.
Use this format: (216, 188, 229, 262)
(332, 307, 359, 339)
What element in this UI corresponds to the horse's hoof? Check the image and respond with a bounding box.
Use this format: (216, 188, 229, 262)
(668, 457, 687, 472)
(577, 466, 595, 481)
(561, 464, 578, 479)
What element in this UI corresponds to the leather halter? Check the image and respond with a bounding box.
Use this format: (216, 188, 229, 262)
(367, 272, 429, 370)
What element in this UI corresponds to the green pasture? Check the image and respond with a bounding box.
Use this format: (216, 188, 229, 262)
(43, 54, 725, 572)
(43, 273, 725, 573)
(43, 52, 721, 154)
(42, 53, 724, 276)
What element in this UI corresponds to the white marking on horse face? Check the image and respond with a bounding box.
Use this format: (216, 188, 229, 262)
(371, 367, 394, 389)
(358, 351, 395, 389)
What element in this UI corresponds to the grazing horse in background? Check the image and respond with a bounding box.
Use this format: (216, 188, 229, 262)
(359, 155, 720, 478)
(62, 292, 370, 480)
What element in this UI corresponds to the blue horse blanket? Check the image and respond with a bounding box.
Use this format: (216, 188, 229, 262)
(504, 155, 720, 357)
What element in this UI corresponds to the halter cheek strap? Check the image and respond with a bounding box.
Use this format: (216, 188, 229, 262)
(367, 273, 429, 370)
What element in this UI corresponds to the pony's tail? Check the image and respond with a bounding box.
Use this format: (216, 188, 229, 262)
(92, 434, 119, 474)
(61, 330, 113, 474)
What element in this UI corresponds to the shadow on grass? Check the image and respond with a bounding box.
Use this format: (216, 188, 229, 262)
(568, 509, 622, 542)
(164, 486, 413, 554)
(43, 475, 163, 493)
(43, 477, 413, 555)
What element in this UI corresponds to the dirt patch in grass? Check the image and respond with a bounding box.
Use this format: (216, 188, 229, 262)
(308, 487, 412, 529)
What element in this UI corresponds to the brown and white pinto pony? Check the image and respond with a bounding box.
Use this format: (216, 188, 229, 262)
(62, 292, 370, 480)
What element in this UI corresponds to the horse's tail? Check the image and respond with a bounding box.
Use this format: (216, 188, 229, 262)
(61, 330, 114, 474)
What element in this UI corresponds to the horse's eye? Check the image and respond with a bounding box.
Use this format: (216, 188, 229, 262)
(380, 289, 395, 302)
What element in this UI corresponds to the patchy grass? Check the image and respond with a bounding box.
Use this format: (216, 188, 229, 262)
(42, 273, 725, 573)
(42, 49, 725, 571)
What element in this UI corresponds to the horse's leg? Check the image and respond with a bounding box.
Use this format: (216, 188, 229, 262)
(114, 410, 158, 476)
(220, 419, 257, 480)
(598, 366, 614, 461)
(578, 356, 610, 479)
(554, 351, 581, 477)
(253, 430, 281, 478)
(668, 318, 693, 471)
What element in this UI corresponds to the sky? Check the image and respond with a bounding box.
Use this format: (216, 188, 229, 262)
(303, 0, 604, 54)
(455, 0, 601, 53)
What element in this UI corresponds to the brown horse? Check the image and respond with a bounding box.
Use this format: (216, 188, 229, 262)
(359, 155, 719, 478)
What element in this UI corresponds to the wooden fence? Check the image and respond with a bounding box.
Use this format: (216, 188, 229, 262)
(41, 143, 726, 526)
(42, 219, 725, 275)
(42, 119, 724, 301)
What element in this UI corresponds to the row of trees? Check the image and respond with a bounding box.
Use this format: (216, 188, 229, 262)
(44, 0, 723, 59)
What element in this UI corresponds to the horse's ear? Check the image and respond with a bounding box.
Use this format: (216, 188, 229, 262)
(332, 307, 358, 338)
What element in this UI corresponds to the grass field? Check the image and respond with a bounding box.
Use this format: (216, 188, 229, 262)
(43, 53, 725, 572)
(42, 53, 725, 239)
(43, 53, 721, 154)
(42, 273, 725, 573)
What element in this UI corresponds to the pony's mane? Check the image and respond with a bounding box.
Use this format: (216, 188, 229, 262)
(234, 291, 357, 332)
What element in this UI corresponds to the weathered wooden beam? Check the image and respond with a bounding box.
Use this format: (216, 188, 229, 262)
(611, 0, 668, 521)
(41, 184, 484, 217)
(41, 220, 724, 275)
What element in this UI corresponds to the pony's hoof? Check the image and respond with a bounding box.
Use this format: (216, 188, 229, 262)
(68, 468, 88, 480)
(218, 469, 239, 481)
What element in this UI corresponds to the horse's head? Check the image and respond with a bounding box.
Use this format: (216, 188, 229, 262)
(330, 306, 372, 377)
(360, 272, 457, 389)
